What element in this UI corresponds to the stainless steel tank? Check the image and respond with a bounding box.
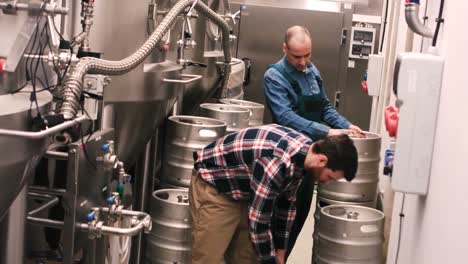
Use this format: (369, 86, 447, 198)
(199, 103, 250, 133)
(219, 98, 264, 126)
(318, 132, 381, 202)
(160, 115, 227, 188)
(146, 189, 191, 264)
(0, 90, 52, 219)
(315, 205, 384, 264)
(72, 1, 185, 166)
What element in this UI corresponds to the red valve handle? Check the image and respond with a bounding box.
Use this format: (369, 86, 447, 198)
(384, 106, 399, 138)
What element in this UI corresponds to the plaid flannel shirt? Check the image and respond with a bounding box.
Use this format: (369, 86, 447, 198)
(194, 124, 313, 264)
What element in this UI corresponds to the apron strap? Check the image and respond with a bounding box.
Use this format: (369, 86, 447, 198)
(267, 64, 301, 95)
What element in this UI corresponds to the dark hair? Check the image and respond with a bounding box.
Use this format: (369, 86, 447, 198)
(312, 134, 358, 182)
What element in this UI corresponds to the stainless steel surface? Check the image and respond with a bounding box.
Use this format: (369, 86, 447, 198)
(133, 133, 159, 264)
(161, 115, 227, 187)
(199, 103, 250, 132)
(59, 0, 232, 116)
(0, 186, 27, 264)
(230, 0, 341, 11)
(0, 115, 88, 139)
(146, 189, 191, 264)
(103, 60, 182, 166)
(0, 89, 52, 220)
(318, 132, 381, 202)
(61, 129, 115, 263)
(219, 98, 264, 126)
(231, 4, 345, 124)
(0, 13, 38, 72)
(315, 205, 384, 264)
(339, 20, 381, 130)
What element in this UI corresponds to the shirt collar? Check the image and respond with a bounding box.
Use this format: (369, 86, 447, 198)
(292, 140, 313, 166)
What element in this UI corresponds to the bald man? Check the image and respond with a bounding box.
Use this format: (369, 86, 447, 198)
(263, 25, 362, 260)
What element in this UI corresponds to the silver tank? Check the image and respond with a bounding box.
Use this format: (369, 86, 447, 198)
(199, 103, 250, 133)
(315, 205, 384, 264)
(160, 115, 227, 188)
(146, 189, 191, 264)
(219, 98, 264, 127)
(75, 1, 185, 165)
(72, 0, 243, 165)
(0, 90, 52, 219)
(318, 132, 381, 202)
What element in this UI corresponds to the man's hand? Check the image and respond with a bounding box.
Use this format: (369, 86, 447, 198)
(348, 124, 365, 138)
(276, 249, 286, 264)
(327, 128, 344, 137)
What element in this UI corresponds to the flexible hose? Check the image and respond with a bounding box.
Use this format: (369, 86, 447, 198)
(57, 0, 231, 119)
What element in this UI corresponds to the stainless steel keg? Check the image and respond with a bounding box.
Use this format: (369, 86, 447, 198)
(219, 98, 264, 127)
(318, 132, 381, 202)
(160, 115, 227, 188)
(315, 205, 384, 264)
(146, 189, 192, 264)
(312, 196, 377, 262)
(199, 103, 250, 133)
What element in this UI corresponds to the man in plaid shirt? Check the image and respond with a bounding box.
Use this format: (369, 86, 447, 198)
(190, 124, 357, 264)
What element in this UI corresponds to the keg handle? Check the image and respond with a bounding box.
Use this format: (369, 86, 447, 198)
(163, 74, 202, 84)
(360, 224, 379, 233)
(198, 129, 218, 138)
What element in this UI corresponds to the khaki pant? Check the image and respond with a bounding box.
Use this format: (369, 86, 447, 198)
(189, 171, 257, 264)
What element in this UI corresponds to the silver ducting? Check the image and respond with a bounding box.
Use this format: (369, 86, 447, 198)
(58, 0, 232, 120)
(405, 3, 434, 38)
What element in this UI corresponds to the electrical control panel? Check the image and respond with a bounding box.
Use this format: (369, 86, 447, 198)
(349, 24, 376, 59)
(391, 53, 444, 195)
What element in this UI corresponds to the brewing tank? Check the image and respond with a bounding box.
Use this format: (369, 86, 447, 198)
(0, 89, 52, 219)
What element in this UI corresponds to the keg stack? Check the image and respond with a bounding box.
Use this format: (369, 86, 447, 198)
(199, 103, 251, 133)
(218, 99, 265, 127)
(159, 116, 227, 189)
(312, 132, 382, 263)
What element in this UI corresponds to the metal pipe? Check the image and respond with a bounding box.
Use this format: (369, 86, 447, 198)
(45, 150, 69, 160)
(28, 186, 67, 196)
(27, 216, 64, 229)
(28, 196, 59, 216)
(0, 2, 68, 15)
(57, 0, 232, 119)
(0, 115, 87, 139)
(405, 3, 434, 38)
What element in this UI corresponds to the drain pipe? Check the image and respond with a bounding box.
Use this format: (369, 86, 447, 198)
(57, 0, 231, 120)
(404, 0, 434, 38)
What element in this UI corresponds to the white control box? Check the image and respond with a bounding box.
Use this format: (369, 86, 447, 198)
(391, 53, 444, 195)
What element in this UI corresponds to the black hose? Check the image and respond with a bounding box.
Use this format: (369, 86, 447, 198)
(431, 0, 445, 47)
(379, 0, 390, 52)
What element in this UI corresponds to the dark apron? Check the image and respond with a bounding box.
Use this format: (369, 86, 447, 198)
(268, 63, 325, 122)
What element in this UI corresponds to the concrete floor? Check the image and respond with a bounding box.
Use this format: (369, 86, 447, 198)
(287, 195, 317, 264)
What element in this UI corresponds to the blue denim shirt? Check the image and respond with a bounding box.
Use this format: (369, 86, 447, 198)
(264, 57, 350, 140)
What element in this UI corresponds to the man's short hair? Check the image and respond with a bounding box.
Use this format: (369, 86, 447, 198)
(312, 134, 358, 181)
(284, 25, 311, 47)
